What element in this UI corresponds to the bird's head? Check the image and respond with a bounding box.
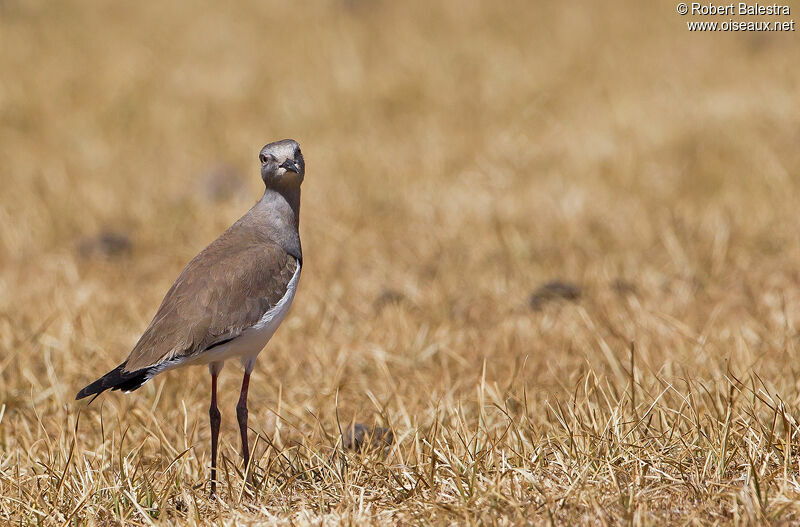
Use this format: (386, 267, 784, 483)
(259, 139, 305, 188)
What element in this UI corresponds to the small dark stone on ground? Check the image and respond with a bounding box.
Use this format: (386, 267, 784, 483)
(77, 231, 132, 259)
(342, 423, 394, 452)
(374, 289, 406, 311)
(529, 281, 581, 311)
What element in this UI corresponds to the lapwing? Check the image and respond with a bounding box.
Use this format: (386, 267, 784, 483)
(76, 139, 305, 496)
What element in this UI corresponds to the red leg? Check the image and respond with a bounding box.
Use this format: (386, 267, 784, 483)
(209, 368, 221, 497)
(236, 372, 251, 470)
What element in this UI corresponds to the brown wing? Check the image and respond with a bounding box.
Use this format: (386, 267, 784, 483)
(123, 230, 299, 372)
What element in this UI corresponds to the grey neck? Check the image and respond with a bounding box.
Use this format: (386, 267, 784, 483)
(268, 183, 301, 225)
(248, 185, 302, 262)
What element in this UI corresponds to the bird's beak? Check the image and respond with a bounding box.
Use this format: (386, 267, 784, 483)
(280, 159, 300, 174)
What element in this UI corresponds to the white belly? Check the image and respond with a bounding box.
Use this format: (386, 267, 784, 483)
(188, 263, 301, 372)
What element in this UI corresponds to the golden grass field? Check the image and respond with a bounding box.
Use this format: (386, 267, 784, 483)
(2, 0, 800, 524)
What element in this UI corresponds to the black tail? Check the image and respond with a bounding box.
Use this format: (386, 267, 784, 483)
(75, 362, 154, 401)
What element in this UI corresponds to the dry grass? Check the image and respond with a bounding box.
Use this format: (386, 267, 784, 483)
(2, 0, 800, 524)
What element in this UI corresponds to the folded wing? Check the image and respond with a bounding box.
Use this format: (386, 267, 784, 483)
(124, 236, 298, 372)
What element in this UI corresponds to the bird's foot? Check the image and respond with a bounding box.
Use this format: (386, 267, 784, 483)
(209, 481, 219, 500)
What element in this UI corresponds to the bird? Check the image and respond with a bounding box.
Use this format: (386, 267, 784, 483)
(76, 139, 305, 496)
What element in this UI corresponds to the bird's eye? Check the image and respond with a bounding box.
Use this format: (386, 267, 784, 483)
(259, 153, 268, 164)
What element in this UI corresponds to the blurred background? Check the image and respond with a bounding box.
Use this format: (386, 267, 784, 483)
(2, 0, 800, 522)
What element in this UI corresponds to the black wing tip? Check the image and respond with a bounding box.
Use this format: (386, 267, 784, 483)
(75, 387, 92, 400)
(75, 363, 155, 401)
